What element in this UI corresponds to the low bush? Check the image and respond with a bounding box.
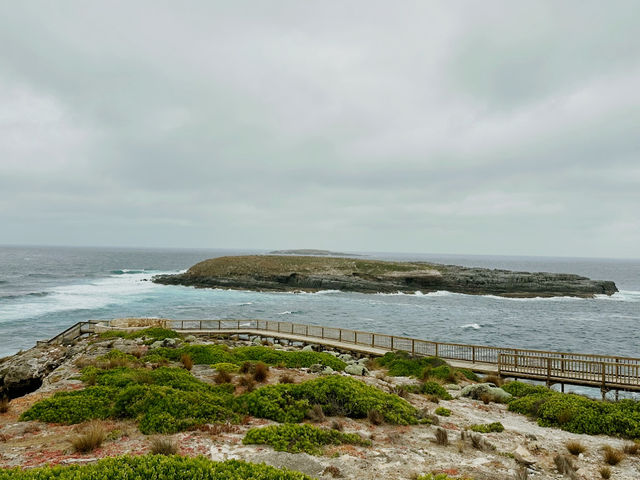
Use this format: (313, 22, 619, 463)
(212, 363, 239, 373)
(22, 367, 237, 434)
(243, 424, 370, 455)
(100, 327, 181, 343)
(507, 384, 640, 439)
(0, 455, 313, 479)
(237, 375, 419, 424)
(20, 386, 114, 424)
(146, 345, 346, 371)
(214, 370, 233, 384)
(469, 422, 504, 433)
(434, 407, 451, 417)
(375, 352, 448, 378)
(417, 381, 452, 400)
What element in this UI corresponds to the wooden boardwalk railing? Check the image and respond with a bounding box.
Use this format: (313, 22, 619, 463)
(45, 318, 640, 393)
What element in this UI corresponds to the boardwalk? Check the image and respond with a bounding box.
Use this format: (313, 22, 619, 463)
(47, 318, 640, 395)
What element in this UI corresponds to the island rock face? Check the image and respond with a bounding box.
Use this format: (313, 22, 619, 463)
(153, 255, 618, 298)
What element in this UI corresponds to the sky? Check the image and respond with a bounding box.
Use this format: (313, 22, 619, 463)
(1, 1, 639, 258)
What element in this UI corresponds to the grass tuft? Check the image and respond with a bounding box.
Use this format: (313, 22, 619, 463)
(71, 422, 106, 453)
(566, 440, 586, 456)
(149, 436, 178, 455)
(603, 445, 624, 465)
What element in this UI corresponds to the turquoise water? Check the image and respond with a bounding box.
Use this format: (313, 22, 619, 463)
(1, 246, 639, 364)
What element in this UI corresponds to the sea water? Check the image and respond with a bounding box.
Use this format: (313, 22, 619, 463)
(1, 246, 639, 366)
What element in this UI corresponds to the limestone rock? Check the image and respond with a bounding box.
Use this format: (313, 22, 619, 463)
(345, 364, 369, 376)
(301, 345, 314, 352)
(459, 383, 512, 403)
(514, 445, 536, 466)
(0, 344, 69, 399)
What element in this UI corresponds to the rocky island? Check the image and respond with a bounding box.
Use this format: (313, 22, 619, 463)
(153, 255, 618, 298)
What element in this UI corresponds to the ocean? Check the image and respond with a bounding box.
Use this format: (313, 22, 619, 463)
(1, 246, 639, 366)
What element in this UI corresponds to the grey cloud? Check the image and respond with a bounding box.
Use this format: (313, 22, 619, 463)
(0, 1, 638, 257)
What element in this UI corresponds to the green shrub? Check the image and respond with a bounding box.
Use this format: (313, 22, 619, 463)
(237, 376, 419, 424)
(100, 327, 181, 343)
(418, 381, 453, 400)
(375, 352, 446, 377)
(501, 381, 549, 397)
(434, 407, 451, 417)
(22, 367, 237, 434)
(469, 422, 504, 433)
(243, 424, 370, 455)
(507, 387, 640, 439)
(112, 385, 238, 434)
(212, 362, 240, 373)
(20, 386, 114, 424)
(146, 345, 346, 371)
(0, 455, 312, 479)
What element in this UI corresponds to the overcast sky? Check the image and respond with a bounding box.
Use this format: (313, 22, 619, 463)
(1, 1, 639, 258)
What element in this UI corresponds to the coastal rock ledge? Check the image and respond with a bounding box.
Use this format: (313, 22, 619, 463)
(153, 255, 618, 298)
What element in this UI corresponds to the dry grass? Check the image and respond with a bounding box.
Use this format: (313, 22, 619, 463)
(599, 466, 611, 479)
(434, 428, 449, 446)
(603, 445, 624, 465)
(239, 361, 253, 374)
(514, 467, 529, 480)
(238, 375, 256, 392)
(253, 362, 269, 382)
(367, 408, 384, 426)
(322, 465, 342, 478)
(0, 397, 9, 414)
(424, 394, 440, 404)
(623, 442, 639, 455)
(214, 370, 233, 384)
(331, 420, 344, 431)
(71, 422, 107, 453)
(180, 353, 193, 371)
(390, 385, 409, 398)
(553, 454, 576, 476)
(278, 373, 295, 384)
(307, 404, 325, 422)
(566, 440, 586, 456)
(149, 436, 178, 455)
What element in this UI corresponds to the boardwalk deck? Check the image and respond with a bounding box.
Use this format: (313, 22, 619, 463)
(46, 318, 640, 394)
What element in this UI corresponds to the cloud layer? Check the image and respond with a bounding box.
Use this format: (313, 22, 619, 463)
(1, 1, 639, 257)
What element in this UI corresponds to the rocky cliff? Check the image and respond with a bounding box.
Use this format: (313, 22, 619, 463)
(152, 255, 618, 298)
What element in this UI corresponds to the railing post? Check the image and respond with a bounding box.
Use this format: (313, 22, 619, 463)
(435, 343, 438, 358)
(355, 331, 357, 344)
(218, 320, 221, 330)
(412, 339, 415, 355)
(498, 354, 502, 376)
(602, 362, 606, 389)
(277, 322, 281, 333)
(371, 334, 375, 347)
(321, 327, 324, 339)
(199, 320, 202, 330)
(306, 324, 309, 336)
(472, 346, 475, 363)
(514, 350, 518, 369)
(339, 329, 342, 342)
(390, 336, 394, 351)
(547, 357, 552, 386)
(181, 320, 184, 330)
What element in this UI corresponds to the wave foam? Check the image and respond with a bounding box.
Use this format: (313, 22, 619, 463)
(0, 270, 177, 322)
(461, 323, 481, 329)
(595, 290, 640, 302)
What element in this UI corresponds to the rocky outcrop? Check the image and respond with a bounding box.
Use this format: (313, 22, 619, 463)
(153, 255, 618, 298)
(0, 344, 71, 399)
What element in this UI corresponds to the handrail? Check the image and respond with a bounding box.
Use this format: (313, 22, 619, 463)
(161, 318, 640, 365)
